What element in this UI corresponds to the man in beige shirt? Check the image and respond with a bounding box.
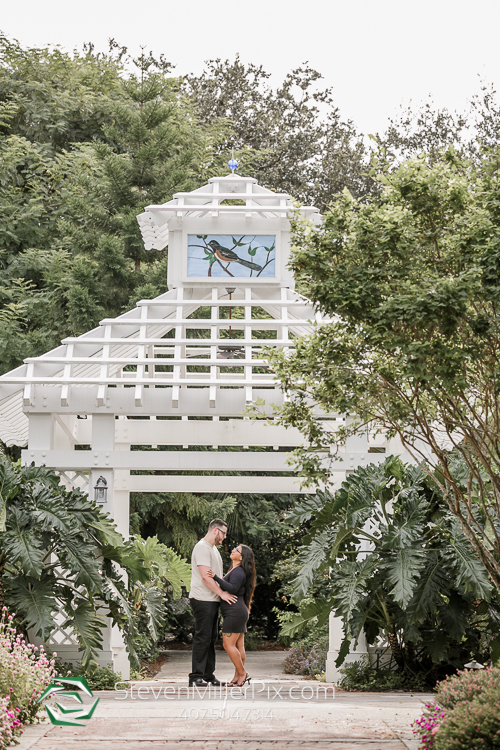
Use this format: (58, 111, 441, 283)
(189, 518, 237, 687)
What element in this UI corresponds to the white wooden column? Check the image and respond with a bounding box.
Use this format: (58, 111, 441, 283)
(325, 612, 368, 683)
(90, 414, 130, 679)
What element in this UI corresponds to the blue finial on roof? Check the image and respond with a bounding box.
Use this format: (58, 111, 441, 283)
(228, 147, 238, 173)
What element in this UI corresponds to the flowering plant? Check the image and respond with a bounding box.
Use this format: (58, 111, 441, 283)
(413, 667, 500, 749)
(434, 666, 500, 709)
(433, 687, 500, 749)
(413, 701, 446, 749)
(0, 694, 22, 750)
(0, 608, 56, 728)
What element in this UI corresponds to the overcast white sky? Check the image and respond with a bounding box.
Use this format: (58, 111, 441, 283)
(1, 0, 499, 135)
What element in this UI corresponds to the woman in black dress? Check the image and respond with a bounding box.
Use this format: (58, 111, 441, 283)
(207, 544, 256, 687)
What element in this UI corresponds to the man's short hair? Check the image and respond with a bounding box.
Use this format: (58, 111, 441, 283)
(208, 518, 227, 532)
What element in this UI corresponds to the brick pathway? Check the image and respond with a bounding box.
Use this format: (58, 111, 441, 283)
(17, 652, 426, 749)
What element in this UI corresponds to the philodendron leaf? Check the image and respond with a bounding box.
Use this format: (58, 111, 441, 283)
(382, 494, 427, 550)
(288, 493, 328, 525)
(102, 578, 133, 618)
(66, 599, 105, 667)
(330, 557, 376, 622)
(0, 458, 18, 532)
(136, 583, 164, 641)
(88, 518, 124, 548)
(7, 574, 56, 639)
(291, 527, 334, 601)
(382, 547, 427, 608)
(405, 551, 452, 620)
(280, 598, 330, 638)
(4, 507, 45, 577)
(31, 487, 73, 532)
(58, 532, 102, 590)
(450, 522, 492, 600)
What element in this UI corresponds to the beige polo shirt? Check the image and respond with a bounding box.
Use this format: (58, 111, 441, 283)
(189, 538, 224, 601)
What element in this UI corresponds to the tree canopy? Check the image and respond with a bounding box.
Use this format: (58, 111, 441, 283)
(184, 56, 372, 210)
(0, 37, 209, 371)
(269, 146, 500, 595)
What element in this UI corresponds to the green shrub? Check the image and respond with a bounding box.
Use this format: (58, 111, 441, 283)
(435, 666, 500, 709)
(56, 662, 122, 691)
(412, 667, 500, 748)
(133, 631, 160, 664)
(283, 636, 328, 677)
(243, 631, 260, 651)
(433, 687, 500, 749)
(339, 656, 428, 692)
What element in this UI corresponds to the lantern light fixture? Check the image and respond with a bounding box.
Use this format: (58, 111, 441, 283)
(94, 475, 108, 504)
(464, 659, 485, 670)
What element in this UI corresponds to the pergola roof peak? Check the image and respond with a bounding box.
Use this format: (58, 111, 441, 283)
(0, 171, 324, 446)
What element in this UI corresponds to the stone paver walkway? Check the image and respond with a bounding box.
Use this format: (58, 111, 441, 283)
(17, 651, 428, 750)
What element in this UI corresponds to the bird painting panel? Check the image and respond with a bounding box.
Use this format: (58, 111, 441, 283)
(187, 234, 276, 278)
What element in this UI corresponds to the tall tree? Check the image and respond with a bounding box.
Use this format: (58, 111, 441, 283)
(0, 38, 212, 372)
(267, 146, 500, 595)
(184, 56, 372, 210)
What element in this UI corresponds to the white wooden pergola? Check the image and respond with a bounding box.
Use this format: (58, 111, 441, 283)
(0, 172, 409, 679)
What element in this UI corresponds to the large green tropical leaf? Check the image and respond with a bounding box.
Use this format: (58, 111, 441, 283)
(65, 599, 105, 666)
(0, 457, 19, 532)
(287, 493, 328, 525)
(7, 574, 56, 638)
(381, 546, 427, 608)
(161, 550, 191, 597)
(3, 506, 45, 577)
(330, 557, 377, 622)
(30, 486, 74, 532)
(137, 583, 165, 641)
(449, 521, 492, 600)
(329, 525, 356, 560)
(103, 578, 133, 619)
(405, 551, 452, 620)
(280, 598, 331, 638)
(130, 535, 191, 595)
(291, 527, 334, 600)
(437, 591, 470, 641)
(382, 494, 428, 550)
(423, 630, 454, 663)
(104, 544, 150, 584)
(88, 518, 124, 548)
(57, 531, 102, 590)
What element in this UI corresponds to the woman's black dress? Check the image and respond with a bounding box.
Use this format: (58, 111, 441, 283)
(214, 567, 248, 633)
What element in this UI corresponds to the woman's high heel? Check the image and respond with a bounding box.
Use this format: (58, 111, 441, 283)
(236, 672, 251, 687)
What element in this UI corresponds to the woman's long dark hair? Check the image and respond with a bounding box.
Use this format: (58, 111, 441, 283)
(230, 545, 256, 610)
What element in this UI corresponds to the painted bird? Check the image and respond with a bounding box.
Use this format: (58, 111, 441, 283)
(207, 240, 263, 272)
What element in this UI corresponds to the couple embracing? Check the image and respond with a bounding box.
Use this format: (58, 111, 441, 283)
(188, 519, 256, 688)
